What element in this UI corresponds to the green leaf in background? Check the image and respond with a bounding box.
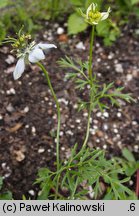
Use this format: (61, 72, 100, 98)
(131, 0, 139, 5)
(70, 0, 83, 6)
(0, 191, 12, 200)
(122, 148, 135, 162)
(68, 13, 88, 35)
(0, 0, 9, 8)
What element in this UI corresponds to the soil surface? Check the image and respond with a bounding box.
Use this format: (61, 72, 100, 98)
(0, 21, 139, 199)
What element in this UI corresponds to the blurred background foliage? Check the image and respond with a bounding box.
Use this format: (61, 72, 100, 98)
(0, 0, 139, 45)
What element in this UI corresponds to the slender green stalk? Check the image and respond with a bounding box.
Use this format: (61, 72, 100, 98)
(89, 25, 95, 81)
(37, 62, 61, 173)
(82, 88, 93, 147)
(83, 25, 95, 147)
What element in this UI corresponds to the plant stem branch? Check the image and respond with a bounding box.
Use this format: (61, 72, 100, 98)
(89, 25, 95, 81)
(83, 25, 95, 147)
(37, 62, 61, 197)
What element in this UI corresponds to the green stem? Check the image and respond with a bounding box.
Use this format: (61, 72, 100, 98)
(37, 62, 61, 195)
(82, 89, 93, 148)
(83, 25, 95, 147)
(89, 25, 95, 81)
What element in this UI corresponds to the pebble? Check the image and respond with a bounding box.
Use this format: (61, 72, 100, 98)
(115, 63, 124, 73)
(57, 27, 64, 35)
(129, 180, 134, 186)
(31, 126, 36, 134)
(48, 102, 53, 106)
(134, 145, 139, 151)
(73, 104, 78, 109)
(0, 115, 3, 120)
(103, 112, 109, 118)
(6, 88, 16, 95)
(103, 124, 108, 131)
(90, 128, 96, 135)
(93, 125, 98, 130)
(61, 147, 65, 151)
(83, 112, 88, 117)
(97, 58, 101, 62)
(23, 106, 29, 113)
(1, 162, 6, 169)
(38, 148, 45, 153)
(126, 74, 132, 81)
(132, 121, 138, 126)
(28, 190, 35, 196)
(96, 112, 102, 117)
(48, 149, 51, 153)
(60, 131, 64, 136)
(103, 144, 107, 149)
(96, 139, 100, 143)
(25, 125, 29, 129)
(108, 52, 114, 60)
(44, 97, 49, 101)
(113, 128, 118, 134)
(58, 98, 68, 105)
(76, 119, 81, 123)
(75, 41, 86, 50)
(5, 55, 15, 64)
(66, 130, 74, 136)
(6, 103, 15, 112)
(117, 112, 122, 118)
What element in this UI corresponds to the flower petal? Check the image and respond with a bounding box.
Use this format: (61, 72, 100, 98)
(101, 7, 111, 21)
(100, 12, 109, 21)
(38, 43, 57, 50)
(13, 58, 25, 80)
(87, 3, 93, 18)
(29, 48, 45, 63)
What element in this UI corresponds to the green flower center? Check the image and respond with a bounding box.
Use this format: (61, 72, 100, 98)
(88, 11, 101, 22)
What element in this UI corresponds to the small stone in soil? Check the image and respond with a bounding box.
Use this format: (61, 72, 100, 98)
(38, 148, 45, 153)
(103, 145, 107, 149)
(6, 103, 15, 112)
(28, 190, 35, 196)
(60, 131, 64, 136)
(75, 41, 86, 50)
(61, 147, 65, 151)
(76, 119, 81, 123)
(126, 74, 132, 81)
(57, 27, 64, 35)
(132, 121, 138, 126)
(83, 112, 88, 117)
(113, 128, 118, 134)
(115, 63, 124, 73)
(103, 112, 109, 118)
(117, 112, 122, 118)
(31, 126, 36, 134)
(6, 88, 16, 95)
(23, 106, 29, 113)
(96, 112, 102, 117)
(103, 124, 108, 131)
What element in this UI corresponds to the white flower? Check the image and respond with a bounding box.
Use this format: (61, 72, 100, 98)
(81, 2, 111, 25)
(13, 43, 57, 80)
